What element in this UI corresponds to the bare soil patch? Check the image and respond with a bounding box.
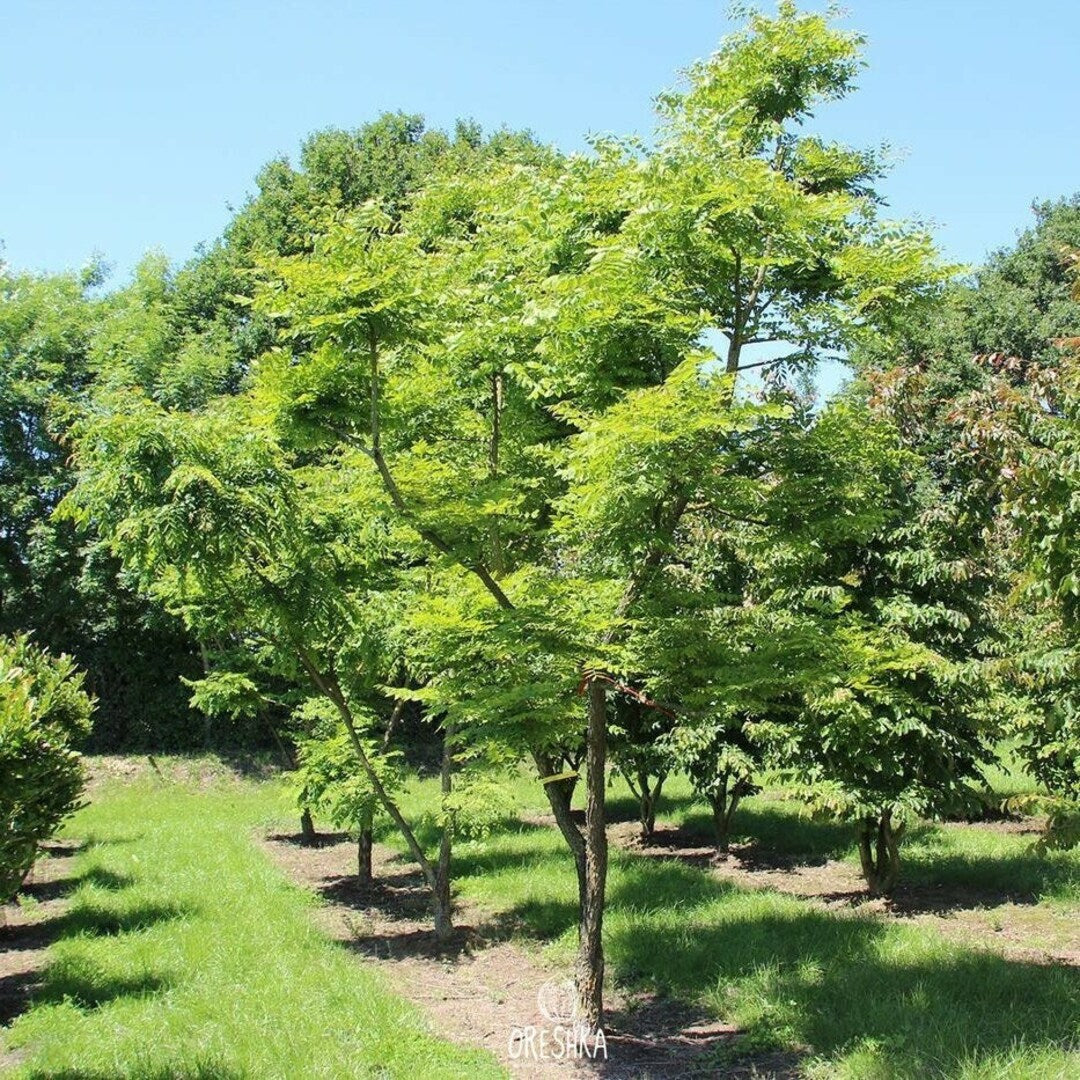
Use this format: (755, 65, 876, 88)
(261, 829, 796, 1078)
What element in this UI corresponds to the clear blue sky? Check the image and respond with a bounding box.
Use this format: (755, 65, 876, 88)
(3, 1, 1078, 283)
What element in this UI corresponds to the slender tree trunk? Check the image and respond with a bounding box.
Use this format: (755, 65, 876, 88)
(857, 810, 903, 896)
(534, 750, 587, 886)
(261, 711, 318, 846)
(300, 808, 318, 847)
(433, 721, 455, 945)
(710, 776, 747, 855)
(577, 679, 608, 1031)
(712, 775, 731, 854)
(636, 766, 665, 841)
(198, 641, 213, 748)
(357, 804, 373, 886)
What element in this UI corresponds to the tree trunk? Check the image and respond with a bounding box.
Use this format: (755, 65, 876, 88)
(433, 721, 455, 945)
(857, 810, 903, 896)
(711, 777, 731, 854)
(577, 679, 608, 1031)
(710, 777, 747, 856)
(300, 808, 318, 847)
(259, 708, 316, 845)
(636, 766, 665, 841)
(357, 805, 373, 886)
(534, 749, 588, 901)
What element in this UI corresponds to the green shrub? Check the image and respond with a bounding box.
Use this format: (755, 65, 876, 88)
(0, 635, 94, 902)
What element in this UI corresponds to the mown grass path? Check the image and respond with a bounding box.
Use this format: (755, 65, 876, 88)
(0, 775, 503, 1079)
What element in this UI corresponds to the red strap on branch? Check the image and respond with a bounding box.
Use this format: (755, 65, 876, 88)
(576, 671, 676, 718)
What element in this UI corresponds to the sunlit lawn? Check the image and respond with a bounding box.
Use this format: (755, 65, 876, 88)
(2, 772, 502, 1079)
(4, 757, 1078, 1079)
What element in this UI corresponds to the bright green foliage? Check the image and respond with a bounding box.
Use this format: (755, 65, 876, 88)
(61, 350, 456, 920)
(293, 699, 401, 842)
(609, 693, 677, 840)
(0, 635, 93, 902)
(643, 0, 947, 377)
(64, 1, 957, 1018)
(60, 383, 418, 797)
(237, 9, 954, 998)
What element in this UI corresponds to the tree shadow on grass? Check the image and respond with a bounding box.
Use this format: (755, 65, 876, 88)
(55, 899, 192, 939)
(0, 897, 191, 1025)
(899, 844, 1080, 903)
(319, 871, 433, 921)
(265, 830, 350, 848)
(679, 804, 855, 863)
(650, 807, 1080, 912)
(35, 965, 173, 1011)
(605, 789, 699, 827)
(484, 849, 1078, 1075)
(18, 867, 136, 905)
(602, 856, 1080, 1077)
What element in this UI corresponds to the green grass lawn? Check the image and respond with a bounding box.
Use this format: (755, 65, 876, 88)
(4, 759, 1078, 1079)
(1, 771, 503, 1079)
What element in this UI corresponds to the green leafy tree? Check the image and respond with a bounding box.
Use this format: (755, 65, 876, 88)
(251, 4, 945, 1028)
(0, 261, 202, 748)
(294, 699, 404, 885)
(666, 719, 757, 853)
(609, 691, 677, 840)
(851, 199, 1080, 848)
(754, 403, 994, 895)
(998, 344, 1080, 846)
(61, 390, 466, 934)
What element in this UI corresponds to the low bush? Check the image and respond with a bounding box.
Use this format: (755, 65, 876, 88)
(0, 635, 94, 902)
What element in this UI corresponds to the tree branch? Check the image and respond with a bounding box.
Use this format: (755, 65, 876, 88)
(365, 329, 514, 611)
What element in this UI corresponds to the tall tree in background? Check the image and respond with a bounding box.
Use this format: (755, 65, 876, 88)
(0, 114, 546, 753)
(849, 197, 1080, 840)
(0, 262, 201, 747)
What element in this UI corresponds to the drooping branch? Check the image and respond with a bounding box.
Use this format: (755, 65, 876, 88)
(297, 648, 440, 892)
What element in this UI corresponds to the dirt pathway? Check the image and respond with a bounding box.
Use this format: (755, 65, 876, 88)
(260, 830, 785, 1079)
